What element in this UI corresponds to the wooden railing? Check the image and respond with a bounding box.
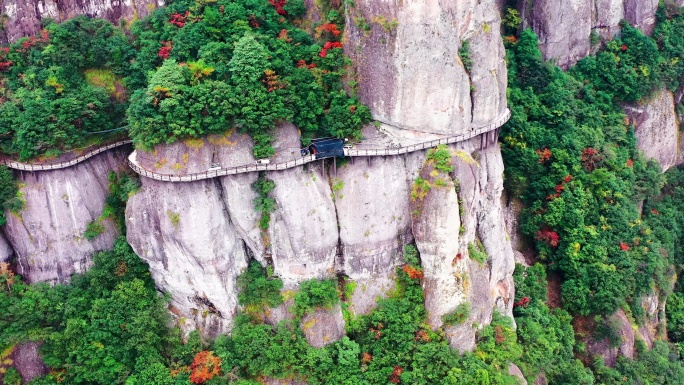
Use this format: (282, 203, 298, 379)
(2, 140, 133, 171)
(128, 153, 319, 182)
(2, 108, 510, 181)
(128, 109, 510, 182)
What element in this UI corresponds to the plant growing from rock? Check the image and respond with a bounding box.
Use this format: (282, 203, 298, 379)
(237, 260, 284, 314)
(83, 220, 106, 240)
(458, 41, 472, 73)
(252, 173, 277, 235)
(0, 167, 22, 226)
(442, 302, 471, 326)
(426, 144, 454, 173)
(293, 278, 339, 318)
(467, 240, 488, 265)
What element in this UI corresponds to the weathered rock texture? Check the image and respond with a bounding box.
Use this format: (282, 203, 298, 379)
(300, 305, 346, 348)
(335, 155, 412, 315)
(528, 0, 593, 69)
(637, 292, 665, 348)
(344, 0, 508, 134)
(522, 0, 662, 68)
(4, 148, 128, 283)
(0, 231, 14, 263)
(624, 89, 679, 171)
(0, 0, 164, 44)
(126, 177, 248, 337)
(128, 134, 515, 346)
(124, 0, 516, 351)
(585, 309, 635, 367)
(0, 342, 46, 384)
(10, 342, 48, 383)
(135, 130, 255, 176)
(509, 363, 528, 385)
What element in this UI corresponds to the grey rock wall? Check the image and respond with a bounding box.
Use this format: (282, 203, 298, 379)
(123, 0, 516, 350)
(525, 0, 661, 69)
(344, 0, 508, 135)
(0, 231, 14, 263)
(4, 149, 128, 283)
(0, 0, 517, 352)
(530, 0, 593, 69)
(126, 132, 515, 349)
(126, 177, 248, 337)
(624, 89, 679, 171)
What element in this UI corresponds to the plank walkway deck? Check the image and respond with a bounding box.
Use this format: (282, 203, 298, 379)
(3, 109, 510, 182)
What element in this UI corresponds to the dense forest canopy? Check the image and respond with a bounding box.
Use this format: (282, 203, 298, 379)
(126, 0, 370, 157)
(0, 18, 133, 160)
(2, 1, 684, 384)
(502, 5, 684, 319)
(0, 0, 370, 160)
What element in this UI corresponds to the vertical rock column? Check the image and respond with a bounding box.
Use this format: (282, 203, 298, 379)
(126, 177, 248, 337)
(5, 149, 128, 283)
(345, 0, 514, 351)
(345, 0, 508, 135)
(334, 156, 413, 315)
(524, 0, 660, 68)
(410, 152, 466, 330)
(625, 89, 679, 171)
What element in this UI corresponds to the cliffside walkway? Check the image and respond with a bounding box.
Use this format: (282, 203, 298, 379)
(2, 109, 510, 180)
(127, 109, 510, 182)
(1, 140, 133, 171)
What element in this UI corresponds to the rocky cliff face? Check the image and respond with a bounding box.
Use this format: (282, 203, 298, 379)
(124, 1, 514, 350)
(127, 132, 514, 349)
(0, 231, 14, 263)
(4, 148, 129, 283)
(0, 0, 164, 44)
(0, 0, 516, 351)
(126, 177, 249, 336)
(625, 89, 680, 171)
(521, 0, 665, 69)
(344, 0, 508, 133)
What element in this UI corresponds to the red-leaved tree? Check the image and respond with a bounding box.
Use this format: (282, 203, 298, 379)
(536, 229, 560, 247)
(189, 351, 222, 384)
(319, 41, 343, 57)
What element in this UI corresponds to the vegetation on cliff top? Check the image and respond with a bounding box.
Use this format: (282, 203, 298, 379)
(0, 0, 370, 160)
(0, 17, 133, 160)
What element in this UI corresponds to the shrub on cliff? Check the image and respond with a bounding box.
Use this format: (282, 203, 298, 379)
(127, 0, 370, 157)
(237, 260, 283, 312)
(0, 17, 134, 160)
(0, 166, 22, 225)
(293, 278, 339, 318)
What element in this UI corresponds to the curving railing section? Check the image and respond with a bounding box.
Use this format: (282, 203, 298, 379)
(2, 109, 510, 181)
(2, 140, 133, 171)
(128, 108, 511, 182)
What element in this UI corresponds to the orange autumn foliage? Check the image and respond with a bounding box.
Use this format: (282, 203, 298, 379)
(263, 70, 284, 92)
(315, 23, 342, 37)
(494, 325, 505, 344)
(389, 366, 404, 383)
(414, 330, 431, 342)
(189, 351, 222, 384)
(402, 265, 424, 279)
(535, 148, 552, 163)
